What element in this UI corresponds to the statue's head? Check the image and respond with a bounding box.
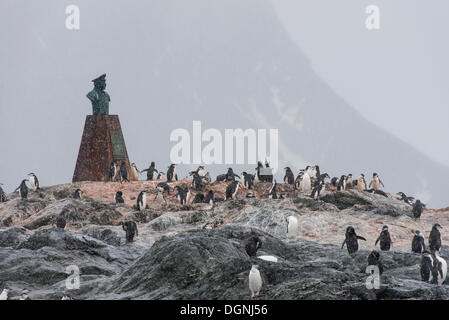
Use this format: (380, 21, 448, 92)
(92, 74, 107, 91)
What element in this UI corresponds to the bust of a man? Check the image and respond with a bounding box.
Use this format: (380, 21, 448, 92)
(86, 74, 110, 115)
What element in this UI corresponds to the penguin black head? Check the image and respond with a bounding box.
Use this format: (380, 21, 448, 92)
(422, 249, 432, 257)
(150, 161, 155, 166)
(346, 226, 356, 236)
(433, 223, 442, 230)
(382, 226, 389, 231)
(373, 173, 378, 177)
(284, 167, 291, 171)
(116, 191, 123, 196)
(369, 250, 380, 260)
(360, 173, 365, 178)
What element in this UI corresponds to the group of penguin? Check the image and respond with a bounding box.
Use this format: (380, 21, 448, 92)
(340, 223, 447, 285)
(108, 161, 177, 183)
(241, 221, 448, 298)
(0, 173, 40, 202)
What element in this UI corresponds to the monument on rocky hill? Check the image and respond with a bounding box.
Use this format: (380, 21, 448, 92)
(72, 74, 134, 182)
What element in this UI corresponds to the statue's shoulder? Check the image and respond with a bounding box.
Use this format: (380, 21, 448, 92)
(86, 89, 100, 101)
(103, 91, 111, 101)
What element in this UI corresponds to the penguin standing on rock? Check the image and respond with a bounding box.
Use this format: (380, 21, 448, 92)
(15, 180, 29, 200)
(345, 174, 353, 189)
(225, 181, 240, 200)
(396, 192, 415, 205)
(157, 172, 166, 181)
(295, 170, 304, 189)
(137, 191, 148, 211)
(73, 189, 82, 199)
(337, 175, 346, 191)
(157, 182, 170, 194)
(283, 167, 294, 185)
(174, 186, 190, 205)
(357, 174, 367, 191)
(249, 265, 262, 298)
(115, 191, 124, 204)
(130, 163, 141, 181)
(241, 172, 254, 189)
(431, 250, 447, 285)
(412, 230, 426, 253)
(225, 168, 240, 181)
(55, 215, 66, 229)
(121, 221, 138, 242)
(141, 162, 158, 181)
(0, 183, 7, 202)
(429, 224, 443, 252)
(119, 161, 129, 182)
(109, 162, 118, 181)
(367, 250, 384, 275)
(167, 164, 178, 182)
(375, 226, 392, 251)
(421, 250, 447, 285)
(311, 179, 325, 200)
(299, 168, 312, 192)
(412, 200, 425, 220)
(28, 173, 39, 191)
(245, 236, 262, 257)
(191, 172, 204, 191)
(369, 173, 384, 190)
(341, 226, 366, 254)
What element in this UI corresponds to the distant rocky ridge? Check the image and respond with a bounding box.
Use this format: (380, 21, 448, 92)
(0, 181, 448, 300)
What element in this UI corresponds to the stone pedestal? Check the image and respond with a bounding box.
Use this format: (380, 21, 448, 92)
(72, 115, 134, 182)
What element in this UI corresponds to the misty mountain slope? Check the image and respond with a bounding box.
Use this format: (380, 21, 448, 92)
(1, 0, 447, 206)
(102, 0, 448, 206)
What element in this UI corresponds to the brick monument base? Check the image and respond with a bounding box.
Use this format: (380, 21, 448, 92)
(72, 115, 134, 182)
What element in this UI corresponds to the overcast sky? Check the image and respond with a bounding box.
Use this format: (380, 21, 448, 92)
(274, 0, 449, 166)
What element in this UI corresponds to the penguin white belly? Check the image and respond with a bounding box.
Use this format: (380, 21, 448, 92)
(131, 168, 139, 181)
(437, 256, 447, 285)
(249, 269, 262, 292)
(301, 174, 311, 192)
(139, 194, 147, 210)
(232, 184, 239, 198)
(372, 179, 379, 190)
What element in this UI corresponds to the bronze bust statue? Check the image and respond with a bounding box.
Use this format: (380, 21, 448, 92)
(87, 74, 110, 115)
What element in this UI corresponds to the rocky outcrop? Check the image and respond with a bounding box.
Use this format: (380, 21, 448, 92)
(0, 182, 448, 300)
